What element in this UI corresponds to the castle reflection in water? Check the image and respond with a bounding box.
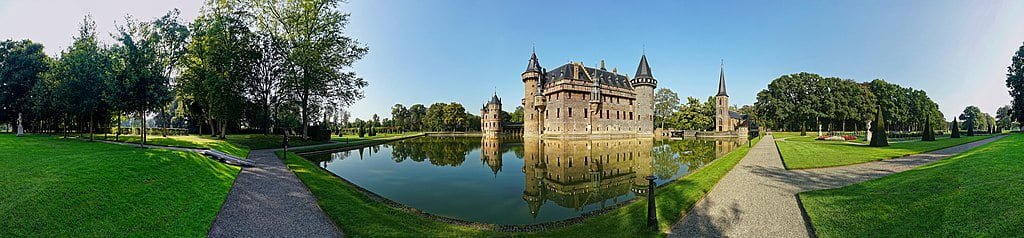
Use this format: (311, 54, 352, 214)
(483, 137, 743, 217)
(306, 136, 744, 224)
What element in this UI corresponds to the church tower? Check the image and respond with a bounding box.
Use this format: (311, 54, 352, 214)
(715, 61, 732, 132)
(522, 51, 545, 137)
(630, 54, 657, 136)
(481, 93, 502, 137)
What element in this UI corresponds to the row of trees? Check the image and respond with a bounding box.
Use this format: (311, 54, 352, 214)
(653, 88, 719, 131)
(754, 73, 945, 135)
(0, 0, 368, 143)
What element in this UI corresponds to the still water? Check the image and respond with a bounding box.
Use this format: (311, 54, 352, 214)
(303, 136, 744, 225)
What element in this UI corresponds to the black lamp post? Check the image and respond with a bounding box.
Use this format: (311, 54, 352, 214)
(645, 175, 657, 227)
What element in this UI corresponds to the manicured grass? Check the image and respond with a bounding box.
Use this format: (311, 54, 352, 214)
(101, 134, 326, 158)
(0, 134, 239, 237)
(777, 134, 994, 169)
(799, 134, 1022, 237)
(282, 135, 762, 237)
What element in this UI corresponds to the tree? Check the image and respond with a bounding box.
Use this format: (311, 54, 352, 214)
(1006, 41, 1024, 127)
(951, 118, 961, 138)
(654, 88, 680, 129)
(0, 40, 49, 131)
(443, 103, 467, 132)
(110, 16, 172, 146)
(408, 104, 426, 131)
(509, 106, 524, 123)
(390, 104, 407, 132)
(869, 105, 888, 147)
(152, 9, 190, 137)
(248, 31, 289, 134)
(255, 0, 369, 138)
(179, 5, 254, 139)
(50, 15, 112, 140)
(996, 105, 1013, 131)
(668, 97, 713, 130)
(960, 106, 983, 136)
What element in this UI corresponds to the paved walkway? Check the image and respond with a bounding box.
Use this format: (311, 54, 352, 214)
(208, 146, 343, 238)
(100, 139, 343, 237)
(669, 134, 1004, 238)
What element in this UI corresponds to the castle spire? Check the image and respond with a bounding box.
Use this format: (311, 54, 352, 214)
(717, 60, 728, 97)
(634, 54, 653, 79)
(525, 50, 542, 73)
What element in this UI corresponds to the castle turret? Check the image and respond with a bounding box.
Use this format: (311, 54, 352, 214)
(522, 51, 545, 137)
(481, 92, 503, 137)
(630, 54, 657, 135)
(715, 61, 732, 132)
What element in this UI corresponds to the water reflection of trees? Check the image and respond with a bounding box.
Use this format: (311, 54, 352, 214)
(388, 136, 482, 166)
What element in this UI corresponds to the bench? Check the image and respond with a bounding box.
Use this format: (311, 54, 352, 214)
(202, 150, 256, 167)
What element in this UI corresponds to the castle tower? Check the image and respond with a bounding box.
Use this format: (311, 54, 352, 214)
(481, 93, 503, 137)
(630, 54, 657, 136)
(522, 51, 545, 137)
(715, 61, 732, 132)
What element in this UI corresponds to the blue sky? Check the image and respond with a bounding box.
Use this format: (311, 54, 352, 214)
(3, 0, 1023, 121)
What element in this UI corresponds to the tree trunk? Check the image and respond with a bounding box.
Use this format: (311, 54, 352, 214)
(208, 117, 216, 137)
(302, 90, 309, 138)
(219, 121, 227, 139)
(140, 110, 146, 147)
(89, 113, 95, 141)
(162, 105, 168, 137)
(116, 111, 122, 141)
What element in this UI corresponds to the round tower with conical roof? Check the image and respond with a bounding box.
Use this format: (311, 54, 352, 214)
(630, 54, 657, 136)
(522, 51, 545, 137)
(481, 92, 503, 137)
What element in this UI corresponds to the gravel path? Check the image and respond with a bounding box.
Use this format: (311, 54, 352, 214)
(668, 134, 1004, 238)
(208, 147, 343, 238)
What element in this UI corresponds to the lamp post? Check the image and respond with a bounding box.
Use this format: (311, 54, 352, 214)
(645, 175, 657, 227)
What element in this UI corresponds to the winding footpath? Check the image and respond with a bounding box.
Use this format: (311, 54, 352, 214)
(668, 134, 1005, 238)
(98, 139, 343, 237)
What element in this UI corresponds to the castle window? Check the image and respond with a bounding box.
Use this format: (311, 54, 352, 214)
(630, 112, 633, 120)
(606, 110, 609, 118)
(629, 100, 633, 105)
(617, 111, 620, 119)
(568, 107, 573, 118)
(584, 108, 588, 118)
(567, 92, 571, 99)
(556, 108, 560, 118)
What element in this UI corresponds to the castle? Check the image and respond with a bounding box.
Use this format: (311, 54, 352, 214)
(482, 53, 749, 138)
(514, 52, 657, 138)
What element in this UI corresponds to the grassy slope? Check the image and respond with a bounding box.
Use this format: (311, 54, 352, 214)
(101, 134, 325, 158)
(777, 134, 993, 169)
(282, 135, 762, 237)
(799, 134, 1023, 237)
(0, 134, 239, 237)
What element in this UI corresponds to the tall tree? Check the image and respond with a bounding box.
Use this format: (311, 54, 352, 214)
(654, 88, 680, 129)
(1006, 41, 1024, 127)
(391, 103, 408, 132)
(509, 106, 524, 123)
(408, 104, 426, 131)
(995, 105, 1013, 131)
(53, 15, 112, 140)
(254, 0, 369, 138)
(152, 9, 190, 137)
(959, 106, 983, 136)
(922, 116, 935, 141)
(179, 4, 255, 139)
(0, 40, 49, 130)
(110, 16, 172, 146)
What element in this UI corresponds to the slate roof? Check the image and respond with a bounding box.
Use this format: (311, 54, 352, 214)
(544, 63, 632, 89)
(717, 62, 728, 97)
(635, 54, 653, 79)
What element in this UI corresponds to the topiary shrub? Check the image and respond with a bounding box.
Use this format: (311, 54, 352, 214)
(951, 118, 961, 138)
(869, 105, 889, 147)
(922, 116, 936, 141)
(358, 125, 366, 138)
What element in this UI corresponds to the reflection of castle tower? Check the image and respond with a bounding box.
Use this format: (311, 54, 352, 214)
(521, 50, 657, 138)
(521, 137, 653, 213)
(480, 137, 503, 175)
(481, 93, 503, 137)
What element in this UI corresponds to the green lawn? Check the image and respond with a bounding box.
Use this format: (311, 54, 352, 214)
(282, 135, 762, 237)
(777, 134, 994, 169)
(101, 134, 326, 158)
(0, 134, 239, 237)
(799, 134, 1023, 237)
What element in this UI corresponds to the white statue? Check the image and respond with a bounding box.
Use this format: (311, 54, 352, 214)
(865, 120, 872, 142)
(16, 113, 24, 136)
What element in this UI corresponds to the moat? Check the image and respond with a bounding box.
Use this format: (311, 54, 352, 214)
(302, 136, 744, 225)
